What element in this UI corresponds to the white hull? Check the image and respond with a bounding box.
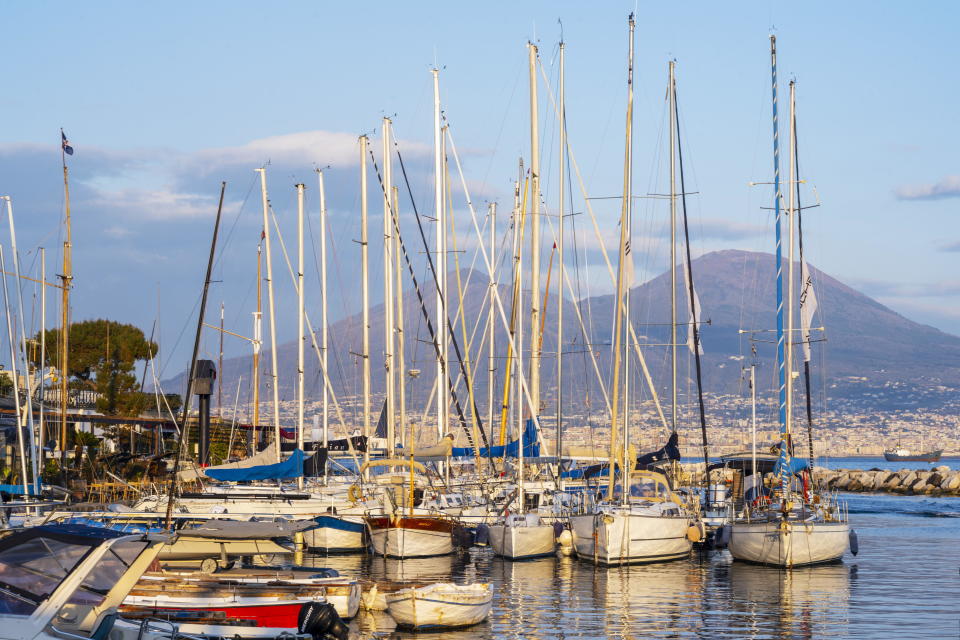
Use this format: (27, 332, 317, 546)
(488, 523, 555, 560)
(386, 583, 492, 630)
(302, 516, 366, 552)
(159, 537, 293, 561)
(368, 525, 453, 558)
(570, 512, 692, 566)
(728, 519, 849, 567)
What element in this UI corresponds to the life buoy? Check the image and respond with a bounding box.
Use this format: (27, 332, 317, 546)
(347, 485, 364, 504)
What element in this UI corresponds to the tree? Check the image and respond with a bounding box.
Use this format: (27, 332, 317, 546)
(31, 319, 157, 416)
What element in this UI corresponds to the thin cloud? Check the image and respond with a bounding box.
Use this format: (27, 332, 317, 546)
(894, 175, 960, 200)
(940, 241, 960, 252)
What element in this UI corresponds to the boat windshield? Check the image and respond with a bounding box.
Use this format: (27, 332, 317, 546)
(0, 535, 93, 615)
(628, 478, 669, 501)
(64, 538, 149, 607)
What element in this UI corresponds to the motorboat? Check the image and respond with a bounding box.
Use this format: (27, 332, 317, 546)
(488, 512, 556, 560)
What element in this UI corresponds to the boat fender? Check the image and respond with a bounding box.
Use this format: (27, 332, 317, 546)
(849, 529, 859, 556)
(714, 525, 731, 548)
(553, 521, 565, 539)
(686, 524, 703, 543)
(474, 523, 490, 546)
(298, 601, 348, 640)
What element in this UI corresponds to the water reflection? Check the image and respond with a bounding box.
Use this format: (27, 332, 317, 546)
(725, 561, 851, 639)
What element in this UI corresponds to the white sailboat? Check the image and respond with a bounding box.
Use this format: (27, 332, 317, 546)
(570, 20, 695, 567)
(728, 37, 849, 568)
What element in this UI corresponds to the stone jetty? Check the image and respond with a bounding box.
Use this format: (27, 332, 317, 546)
(814, 466, 960, 496)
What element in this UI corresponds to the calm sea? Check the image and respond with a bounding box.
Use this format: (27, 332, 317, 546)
(299, 487, 960, 638)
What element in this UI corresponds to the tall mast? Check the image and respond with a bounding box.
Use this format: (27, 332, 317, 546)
(487, 202, 496, 454)
(770, 35, 787, 453)
(382, 118, 396, 451)
(669, 60, 678, 435)
(5, 198, 39, 491)
(393, 186, 406, 449)
(556, 38, 566, 478)
(607, 14, 635, 500)
(786, 80, 797, 454)
(516, 192, 525, 511)
(252, 241, 261, 450)
(296, 181, 305, 489)
(528, 42, 541, 419)
(256, 168, 282, 462)
(360, 135, 371, 472)
(0, 246, 28, 494)
(317, 169, 329, 454)
(59, 130, 72, 471)
(218, 303, 224, 416)
(621, 18, 635, 502)
(432, 69, 447, 442)
(39, 248, 46, 471)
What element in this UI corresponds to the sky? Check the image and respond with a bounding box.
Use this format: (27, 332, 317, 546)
(0, 1, 957, 380)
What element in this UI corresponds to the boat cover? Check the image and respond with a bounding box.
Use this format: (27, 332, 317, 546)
(204, 448, 304, 481)
(451, 419, 539, 459)
(178, 519, 314, 540)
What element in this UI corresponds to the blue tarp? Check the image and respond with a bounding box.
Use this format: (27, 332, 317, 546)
(774, 452, 809, 478)
(0, 484, 37, 496)
(451, 419, 540, 458)
(205, 449, 305, 481)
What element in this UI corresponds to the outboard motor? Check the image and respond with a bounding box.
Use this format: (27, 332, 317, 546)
(474, 523, 490, 546)
(298, 601, 349, 640)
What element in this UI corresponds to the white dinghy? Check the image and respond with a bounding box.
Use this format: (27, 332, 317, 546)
(385, 582, 492, 630)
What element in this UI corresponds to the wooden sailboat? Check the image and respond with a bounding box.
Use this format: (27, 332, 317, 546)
(728, 37, 850, 568)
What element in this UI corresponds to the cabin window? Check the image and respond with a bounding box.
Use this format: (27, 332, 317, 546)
(0, 536, 92, 614)
(629, 479, 667, 500)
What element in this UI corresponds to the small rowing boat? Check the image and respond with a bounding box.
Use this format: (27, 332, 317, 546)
(385, 582, 492, 630)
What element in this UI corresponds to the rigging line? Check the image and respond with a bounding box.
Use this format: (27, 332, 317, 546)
(793, 97, 816, 470)
(673, 77, 711, 473)
(386, 145, 486, 453)
(264, 207, 360, 471)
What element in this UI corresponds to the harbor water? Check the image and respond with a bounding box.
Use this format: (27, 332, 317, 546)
(303, 474, 958, 638)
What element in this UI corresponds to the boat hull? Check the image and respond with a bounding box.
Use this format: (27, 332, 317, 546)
(303, 515, 366, 552)
(488, 523, 556, 560)
(366, 516, 454, 558)
(728, 520, 849, 567)
(570, 512, 692, 566)
(385, 584, 492, 630)
(883, 450, 942, 462)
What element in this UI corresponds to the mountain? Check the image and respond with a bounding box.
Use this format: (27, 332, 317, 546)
(162, 249, 960, 415)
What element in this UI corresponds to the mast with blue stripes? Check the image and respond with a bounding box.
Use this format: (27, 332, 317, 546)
(770, 35, 790, 496)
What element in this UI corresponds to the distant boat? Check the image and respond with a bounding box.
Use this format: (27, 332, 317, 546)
(883, 448, 942, 463)
(883, 433, 941, 462)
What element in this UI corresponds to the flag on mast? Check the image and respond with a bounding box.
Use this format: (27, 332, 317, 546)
(682, 258, 703, 355)
(61, 130, 74, 156)
(799, 258, 819, 362)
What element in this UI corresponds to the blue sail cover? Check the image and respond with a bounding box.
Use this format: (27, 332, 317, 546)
(774, 451, 809, 478)
(205, 449, 304, 481)
(451, 419, 540, 459)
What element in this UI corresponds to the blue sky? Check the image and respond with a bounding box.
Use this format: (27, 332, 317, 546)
(0, 1, 957, 376)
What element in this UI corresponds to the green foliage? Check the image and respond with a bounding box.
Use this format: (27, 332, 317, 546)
(0, 374, 12, 396)
(32, 319, 157, 416)
(41, 458, 61, 484)
(73, 429, 100, 448)
(208, 441, 228, 466)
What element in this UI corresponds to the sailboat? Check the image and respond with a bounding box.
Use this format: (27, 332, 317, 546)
(488, 43, 558, 561)
(569, 19, 696, 567)
(727, 37, 850, 568)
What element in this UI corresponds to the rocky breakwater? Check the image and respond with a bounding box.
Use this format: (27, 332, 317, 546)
(814, 466, 960, 496)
